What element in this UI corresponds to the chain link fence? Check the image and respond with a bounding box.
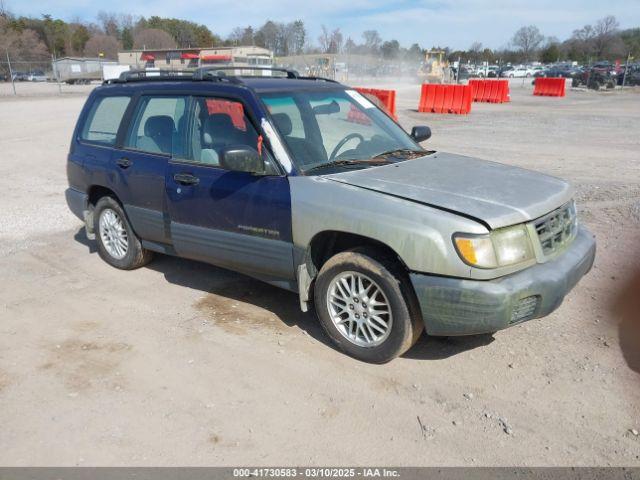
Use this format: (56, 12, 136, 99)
(0, 54, 98, 96)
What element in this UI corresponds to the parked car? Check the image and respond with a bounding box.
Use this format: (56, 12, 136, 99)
(476, 65, 500, 78)
(497, 66, 512, 77)
(509, 65, 531, 78)
(502, 66, 530, 78)
(451, 66, 470, 81)
(619, 64, 640, 86)
(536, 66, 574, 78)
(27, 70, 47, 82)
(486, 65, 500, 78)
(65, 67, 596, 363)
(526, 66, 545, 77)
(11, 71, 28, 81)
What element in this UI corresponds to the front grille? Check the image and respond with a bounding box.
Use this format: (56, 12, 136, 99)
(510, 295, 540, 324)
(534, 201, 577, 257)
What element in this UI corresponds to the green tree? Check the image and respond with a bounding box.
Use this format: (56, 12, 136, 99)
(381, 39, 400, 59)
(42, 14, 68, 55)
(620, 28, 640, 59)
(406, 43, 423, 62)
(121, 27, 133, 50)
(138, 16, 218, 48)
(540, 43, 560, 63)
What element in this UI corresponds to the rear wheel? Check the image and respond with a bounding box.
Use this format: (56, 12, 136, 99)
(93, 196, 153, 270)
(314, 248, 423, 363)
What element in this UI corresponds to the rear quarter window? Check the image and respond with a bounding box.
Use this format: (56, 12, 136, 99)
(80, 96, 131, 145)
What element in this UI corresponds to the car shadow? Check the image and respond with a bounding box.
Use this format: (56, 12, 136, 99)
(74, 228, 97, 253)
(74, 227, 495, 360)
(73, 227, 328, 346)
(402, 333, 495, 360)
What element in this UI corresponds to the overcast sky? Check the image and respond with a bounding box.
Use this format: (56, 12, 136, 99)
(7, 0, 640, 50)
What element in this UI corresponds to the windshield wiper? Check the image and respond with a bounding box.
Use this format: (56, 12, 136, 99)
(371, 148, 428, 160)
(304, 158, 391, 174)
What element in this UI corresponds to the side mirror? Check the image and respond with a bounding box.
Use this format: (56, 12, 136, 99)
(411, 126, 431, 143)
(219, 146, 265, 175)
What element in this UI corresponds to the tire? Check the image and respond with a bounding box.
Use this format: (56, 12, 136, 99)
(313, 247, 424, 363)
(93, 196, 153, 270)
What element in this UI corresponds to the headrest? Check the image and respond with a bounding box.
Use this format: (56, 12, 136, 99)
(204, 113, 236, 132)
(271, 113, 292, 136)
(144, 115, 174, 138)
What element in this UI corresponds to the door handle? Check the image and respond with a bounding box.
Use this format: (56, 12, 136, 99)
(173, 173, 200, 186)
(116, 157, 132, 169)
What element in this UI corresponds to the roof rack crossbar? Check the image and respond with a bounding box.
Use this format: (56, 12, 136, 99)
(193, 66, 299, 80)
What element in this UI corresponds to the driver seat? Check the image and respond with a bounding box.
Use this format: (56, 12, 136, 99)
(271, 113, 326, 166)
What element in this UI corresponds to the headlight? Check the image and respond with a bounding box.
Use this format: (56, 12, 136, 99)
(454, 224, 534, 269)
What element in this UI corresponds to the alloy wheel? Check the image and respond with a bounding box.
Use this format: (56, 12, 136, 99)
(326, 271, 393, 347)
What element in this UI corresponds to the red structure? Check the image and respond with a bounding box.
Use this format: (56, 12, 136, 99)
(469, 79, 510, 103)
(533, 78, 566, 97)
(418, 84, 472, 114)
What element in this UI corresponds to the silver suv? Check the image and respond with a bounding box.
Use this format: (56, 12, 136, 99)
(65, 68, 596, 363)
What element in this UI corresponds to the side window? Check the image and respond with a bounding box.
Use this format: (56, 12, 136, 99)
(80, 96, 130, 145)
(186, 97, 260, 167)
(261, 96, 305, 139)
(124, 96, 187, 156)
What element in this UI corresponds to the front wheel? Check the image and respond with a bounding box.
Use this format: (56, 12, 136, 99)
(314, 248, 424, 363)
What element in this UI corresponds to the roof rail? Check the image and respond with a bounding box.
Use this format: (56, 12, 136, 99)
(104, 68, 244, 85)
(193, 66, 299, 80)
(103, 67, 343, 86)
(297, 75, 340, 84)
(103, 69, 195, 84)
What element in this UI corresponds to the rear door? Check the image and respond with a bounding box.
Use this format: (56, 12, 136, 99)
(72, 94, 132, 196)
(165, 94, 294, 287)
(112, 94, 189, 244)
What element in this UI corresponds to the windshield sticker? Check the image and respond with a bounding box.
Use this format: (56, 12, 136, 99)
(345, 90, 375, 109)
(261, 117, 292, 173)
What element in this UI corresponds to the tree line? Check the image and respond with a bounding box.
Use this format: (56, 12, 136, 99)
(452, 16, 639, 65)
(0, 3, 638, 66)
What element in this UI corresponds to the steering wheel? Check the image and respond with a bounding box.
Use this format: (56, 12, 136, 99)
(329, 133, 365, 160)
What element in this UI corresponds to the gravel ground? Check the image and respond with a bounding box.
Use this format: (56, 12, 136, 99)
(0, 79, 639, 466)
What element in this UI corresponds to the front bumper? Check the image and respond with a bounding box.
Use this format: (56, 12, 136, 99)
(410, 226, 596, 336)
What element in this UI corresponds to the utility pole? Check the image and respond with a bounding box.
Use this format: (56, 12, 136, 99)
(622, 52, 631, 88)
(52, 52, 61, 94)
(6, 49, 16, 95)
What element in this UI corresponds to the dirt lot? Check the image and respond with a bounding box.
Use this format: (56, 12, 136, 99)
(1, 79, 639, 466)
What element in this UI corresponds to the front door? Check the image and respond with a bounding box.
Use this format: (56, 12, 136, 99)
(165, 95, 294, 287)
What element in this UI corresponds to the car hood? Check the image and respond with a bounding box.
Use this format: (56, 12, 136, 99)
(324, 152, 573, 229)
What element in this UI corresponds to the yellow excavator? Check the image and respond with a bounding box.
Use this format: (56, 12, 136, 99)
(417, 49, 450, 83)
